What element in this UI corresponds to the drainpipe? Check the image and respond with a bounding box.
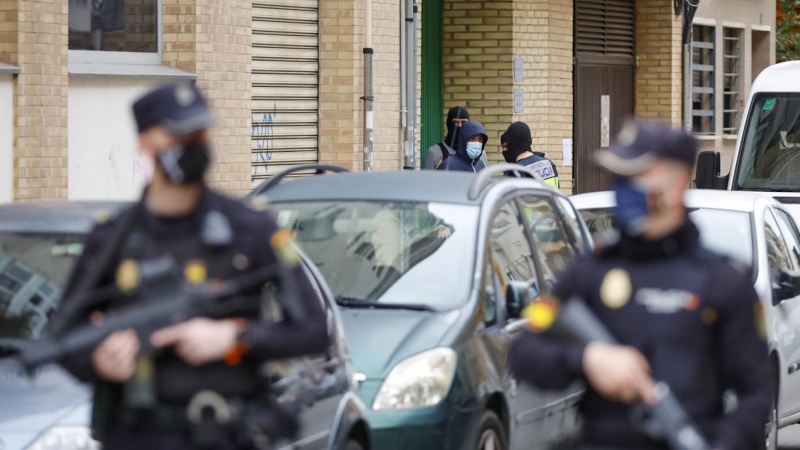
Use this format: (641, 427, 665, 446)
(403, 0, 418, 170)
(363, 0, 374, 172)
(680, 0, 698, 133)
(400, 0, 408, 167)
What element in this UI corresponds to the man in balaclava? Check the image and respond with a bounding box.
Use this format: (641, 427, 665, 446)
(422, 106, 487, 170)
(501, 122, 560, 188)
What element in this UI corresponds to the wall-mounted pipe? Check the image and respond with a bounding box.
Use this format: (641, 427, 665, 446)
(363, 0, 374, 171)
(403, 0, 418, 170)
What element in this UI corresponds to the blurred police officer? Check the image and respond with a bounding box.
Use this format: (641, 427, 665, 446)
(509, 120, 773, 450)
(501, 122, 559, 188)
(51, 82, 329, 449)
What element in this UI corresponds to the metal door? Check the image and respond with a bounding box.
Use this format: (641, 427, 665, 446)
(573, 0, 635, 194)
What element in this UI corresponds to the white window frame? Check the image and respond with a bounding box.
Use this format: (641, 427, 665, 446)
(722, 25, 744, 136)
(68, 0, 162, 65)
(692, 23, 716, 136)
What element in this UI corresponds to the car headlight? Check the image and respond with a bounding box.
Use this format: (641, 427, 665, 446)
(372, 347, 457, 410)
(26, 426, 100, 450)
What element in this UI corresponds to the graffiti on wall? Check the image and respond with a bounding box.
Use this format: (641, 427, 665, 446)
(251, 102, 278, 184)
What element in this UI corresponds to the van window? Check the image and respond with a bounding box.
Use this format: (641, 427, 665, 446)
(736, 93, 800, 190)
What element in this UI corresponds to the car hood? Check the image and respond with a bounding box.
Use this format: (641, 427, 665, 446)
(0, 360, 91, 450)
(339, 307, 461, 379)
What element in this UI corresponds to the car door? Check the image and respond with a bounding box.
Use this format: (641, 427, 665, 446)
(480, 197, 562, 449)
(768, 207, 800, 417)
(517, 193, 586, 444)
(267, 260, 345, 450)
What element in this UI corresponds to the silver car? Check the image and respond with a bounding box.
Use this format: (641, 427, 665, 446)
(570, 189, 800, 450)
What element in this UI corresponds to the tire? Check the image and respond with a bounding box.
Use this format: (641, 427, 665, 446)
(343, 438, 365, 450)
(475, 411, 508, 450)
(765, 394, 779, 450)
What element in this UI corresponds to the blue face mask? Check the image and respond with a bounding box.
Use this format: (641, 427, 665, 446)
(613, 178, 649, 236)
(466, 142, 483, 160)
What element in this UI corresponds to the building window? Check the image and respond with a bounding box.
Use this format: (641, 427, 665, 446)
(69, 0, 161, 64)
(692, 25, 716, 136)
(723, 27, 743, 135)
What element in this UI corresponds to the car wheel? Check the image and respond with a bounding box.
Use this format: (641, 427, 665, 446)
(343, 438, 365, 450)
(476, 411, 507, 450)
(765, 394, 779, 450)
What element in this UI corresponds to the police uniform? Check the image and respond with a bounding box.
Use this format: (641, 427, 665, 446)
(501, 122, 559, 188)
(508, 122, 773, 450)
(51, 83, 329, 449)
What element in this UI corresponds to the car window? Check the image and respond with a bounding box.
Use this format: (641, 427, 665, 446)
(774, 208, 800, 269)
(0, 233, 84, 343)
(487, 201, 538, 296)
(555, 196, 587, 252)
(518, 195, 575, 276)
(765, 209, 794, 285)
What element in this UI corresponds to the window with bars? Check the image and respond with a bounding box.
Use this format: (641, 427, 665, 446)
(723, 28, 743, 135)
(692, 25, 716, 135)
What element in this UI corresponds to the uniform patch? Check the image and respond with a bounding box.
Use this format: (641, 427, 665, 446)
(600, 268, 632, 309)
(524, 160, 556, 181)
(635, 288, 700, 314)
(701, 308, 718, 325)
(93, 209, 115, 225)
(184, 260, 207, 284)
(523, 296, 560, 332)
(115, 259, 141, 293)
(754, 302, 767, 341)
(270, 228, 301, 268)
(248, 195, 270, 211)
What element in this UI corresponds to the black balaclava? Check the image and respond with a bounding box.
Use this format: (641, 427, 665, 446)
(444, 106, 470, 149)
(502, 122, 533, 163)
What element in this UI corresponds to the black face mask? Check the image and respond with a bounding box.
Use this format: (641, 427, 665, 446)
(502, 149, 513, 163)
(157, 141, 211, 185)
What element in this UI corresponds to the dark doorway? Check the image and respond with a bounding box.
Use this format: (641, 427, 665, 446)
(573, 0, 636, 194)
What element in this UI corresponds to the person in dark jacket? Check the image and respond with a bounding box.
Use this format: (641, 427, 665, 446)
(501, 122, 560, 188)
(421, 106, 488, 170)
(508, 120, 773, 450)
(436, 120, 488, 173)
(51, 82, 330, 450)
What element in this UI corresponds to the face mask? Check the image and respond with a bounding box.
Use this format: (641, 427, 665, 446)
(157, 141, 211, 185)
(466, 142, 483, 160)
(613, 178, 649, 236)
(502, 148, 513, 163)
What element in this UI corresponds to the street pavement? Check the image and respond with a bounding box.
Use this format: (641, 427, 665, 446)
(781, 425, 800, 448)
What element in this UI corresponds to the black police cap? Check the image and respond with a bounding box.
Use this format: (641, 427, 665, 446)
(595, 120, 698, 177)
(132, 82, 215, 136)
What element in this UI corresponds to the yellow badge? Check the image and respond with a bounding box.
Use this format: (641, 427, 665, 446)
(115, 259, 141, 293)
(184, 260, 208, 284)
(600, 268, 632, 309)
(754, 302, 767, 341)
(523, 297, 560, 332)
(270, 228, 300, 268)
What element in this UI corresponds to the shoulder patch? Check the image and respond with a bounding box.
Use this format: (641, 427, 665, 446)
(524, 160, 556, 180)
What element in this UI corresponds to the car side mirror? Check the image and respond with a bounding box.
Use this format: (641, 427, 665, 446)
(774, 269, 800, 305)
(694, 151, 728, 190)
(506, 281, 533, 319)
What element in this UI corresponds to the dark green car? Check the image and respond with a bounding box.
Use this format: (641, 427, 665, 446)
(253, 165, 592, 450)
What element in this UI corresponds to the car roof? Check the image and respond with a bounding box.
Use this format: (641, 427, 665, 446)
(260, 170, 532, 205)
(751, 61, 800, 94)
(570, 189, 775, 213)
(0, 200, 130, 234)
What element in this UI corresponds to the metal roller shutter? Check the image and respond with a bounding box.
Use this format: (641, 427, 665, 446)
(251, 0, 319, 186)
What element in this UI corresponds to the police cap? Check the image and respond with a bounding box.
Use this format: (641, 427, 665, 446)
(132, 82, 215, 136)
(595, 120, 698, 177)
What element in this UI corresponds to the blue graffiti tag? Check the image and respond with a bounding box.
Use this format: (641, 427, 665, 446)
(251, 102, 278, 183)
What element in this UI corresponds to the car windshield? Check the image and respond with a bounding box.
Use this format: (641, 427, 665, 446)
(0, 233, 84, 346)
(270, 201, 479, 309)
(579, 208, 753, 266)
(736, 93, 800, 191)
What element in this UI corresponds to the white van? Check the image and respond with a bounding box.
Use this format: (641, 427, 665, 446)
(696, 61, 800, 222)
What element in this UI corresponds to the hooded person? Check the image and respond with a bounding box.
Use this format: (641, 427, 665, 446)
(437, 120, 489, 173)
(421, 106, 488, 170)
(501, 122, 560, 188)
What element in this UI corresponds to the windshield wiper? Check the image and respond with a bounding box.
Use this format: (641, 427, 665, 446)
(335, 296, 435, 312)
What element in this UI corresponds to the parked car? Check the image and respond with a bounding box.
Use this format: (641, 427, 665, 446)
(0, 200, 370, 450)
(570, 189, 800, 450)
(249, 164, 594, 450)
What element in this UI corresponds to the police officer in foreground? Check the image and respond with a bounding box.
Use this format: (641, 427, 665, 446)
(501, 122, 559, 188)
(51, 83, 329, 449)
(509, 121, 773, 450)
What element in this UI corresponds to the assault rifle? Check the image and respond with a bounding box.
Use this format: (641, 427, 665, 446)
(529, 297, 710, 450)
(12, 261, 304, 374)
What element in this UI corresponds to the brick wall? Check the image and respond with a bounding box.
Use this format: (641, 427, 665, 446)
(0, 0, 18, 63)
(443, 0, 513, 163)
(512, 0, 573, 194)
(372, 0, 402, 170)
(14, 0, 69, 200)
(318, 0, 363, 170)
(634, 0, 682, 124)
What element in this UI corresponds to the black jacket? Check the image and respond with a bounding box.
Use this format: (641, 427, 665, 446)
(509, 221, 773, 450)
